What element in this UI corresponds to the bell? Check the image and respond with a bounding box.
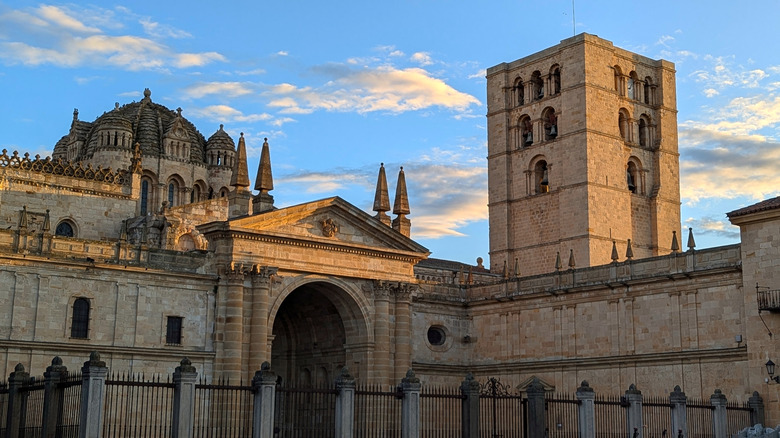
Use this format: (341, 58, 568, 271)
(627, 171, 636, 193)
(525, 131, 533, 145)
(549, 124, 557, 137)
(540, 169, 549, 192)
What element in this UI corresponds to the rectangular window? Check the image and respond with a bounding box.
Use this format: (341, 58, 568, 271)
(166, 316, 183, 345)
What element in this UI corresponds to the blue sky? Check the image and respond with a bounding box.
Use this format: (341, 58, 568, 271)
(1, 1, 779, 267)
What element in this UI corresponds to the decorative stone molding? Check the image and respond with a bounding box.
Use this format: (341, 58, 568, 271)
(0, 149, 130, 185)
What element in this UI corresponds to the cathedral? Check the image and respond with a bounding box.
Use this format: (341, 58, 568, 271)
(1, 33, 779, 424)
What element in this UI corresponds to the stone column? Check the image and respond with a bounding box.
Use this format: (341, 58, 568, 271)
(526, 377, 546, 438)
(41, 357, 68, 438)
(400, 369, 421, 438)
(670, 385, 687, 438)
(252, 362, 277, 438)
(222, 264, 246, 380)
(576, 381, 596, 438)
(460, 373, 480, 438)
(748, 391, 764, 428)
(393, 283, 413, 381)
(710, 389, 727, 438)
(5, 363, 30, 438)
(79, 351, 108, 438)
(249, 266, 277, 375)
(625, 384, 643, 438)
(171, 358, 198, 438)
(334, 368, 356, 438)
(373, 281, 392, 384)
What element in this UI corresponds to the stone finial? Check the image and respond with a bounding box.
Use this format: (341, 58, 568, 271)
(476, 257, 484, 268)
(402, 368, 420, 384)
(514, 258, 519, 277)
(254, 138, 274, 193)
(85, 351, 106, 368)
(131, 142, 142, 174)
(555, 251, 562, 271)
(373, 163, 391, 224)
(176, 357, 196, 374)
(671, 230, 680, 253)
(14, 363, 25, 373)
(502, 260, 508, 278)
(626, 383, 641, 395)
(611, 240, 619, 262)
(687, 228, 696, 251)
(261, 361, 271, 371)
(392, 166, 410, 216)
(143, 88, 151, 99)
(625, 239, 634, 260)
(568, 249, 576, 269)
(230, 132, 250, 189)
(577, 380, 594, 394)
(73, 108, 79, 121)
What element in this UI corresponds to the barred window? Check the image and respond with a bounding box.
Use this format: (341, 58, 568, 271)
(71, 298, 90, 339)
(166, 316, 183, 345)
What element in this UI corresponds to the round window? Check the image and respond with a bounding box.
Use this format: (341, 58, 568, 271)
(427, 326, 446, 346)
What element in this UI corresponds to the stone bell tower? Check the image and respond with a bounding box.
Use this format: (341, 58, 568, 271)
(486, 33, 681, 276)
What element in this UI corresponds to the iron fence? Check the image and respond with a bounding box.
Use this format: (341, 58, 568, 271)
(642, 395, 672, 438)
(479, 377, 526, 438)
(19, 375, 45, 438)
(275, 384, 338, 437)
(421, 385, 464, 437)
(546, 393, 579, 438)
(193, 377, 253, 438)
(56, 371, 83, 438)
(686, 398, 714, 438)
(725, 400, 752, 437)
(0, 380, 8, 437)
(594, 394, 627, 438)
(354, 384, 402, 438)
(102, 373, 175, 438)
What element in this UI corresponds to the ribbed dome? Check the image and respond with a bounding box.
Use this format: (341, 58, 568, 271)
(63, 89, 208, 163)
(206, 124, 236, 150)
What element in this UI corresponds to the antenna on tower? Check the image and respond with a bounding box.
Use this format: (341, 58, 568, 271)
(572, 0, 576, 35)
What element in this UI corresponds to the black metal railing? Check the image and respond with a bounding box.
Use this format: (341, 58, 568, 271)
(0, 380, 8, 437)
(757, 289, 780, 311)
(102, 373, 175, 438)
(594, 394, 627, 438)
(56, 371, 83, 438)
(194, 376, 253, 438)
(421, 385, 465, 437)
(19, 375, 45, 438)
(546, 393, 579, 438)
(642, 395, 672, 438)
(479, 378, 526, 438)
(354, 384, 402, 437)
(726, 400, 752, 436)
(686, 398, 714, 438)
(275, 384, 338, 437)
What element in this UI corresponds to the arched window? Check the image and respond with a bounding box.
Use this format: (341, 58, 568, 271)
(627, 160, 641, 194)
(638, 116, 650, 147)
(514, 77, 525, 106)
(534, 160, 549, 194)
(519, 115, 533, 147)
(219, 187, 229, 198)
(614, 66, 624, 95)
(531, 71, 544, 100)
(55, 220, 75, 237)
(644, 77, 654, 105)
(542, 107, 558, 141)
(618, 110, 631, 142)
(168, 182, 176, 206)
(71, 298, 90, 339)
(140, 179, 150, 215)
(550, 66, 561, 95)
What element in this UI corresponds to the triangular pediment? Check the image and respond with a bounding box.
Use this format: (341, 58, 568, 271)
(516, 375, 556, 393)
(203, 197, 429, 258)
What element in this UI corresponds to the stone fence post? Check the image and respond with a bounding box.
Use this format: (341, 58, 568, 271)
(5, 363, 30, 438)
(171, 358, 198, 438)
(710, 389, 727, 438)
(526, 377, 546, 438)
(334, 368, 356, 438)
(401, 369, 421, 438)
(252, 362, 277, 438)
(79, 351, 108, 438)
(460, 373, 480, 438)
(670, 385, 687, 438)
(748, 391, 764, 427)
(625, 384, 643, 438)
(576, 381, 595, 438)
(41, 357, 68, 438)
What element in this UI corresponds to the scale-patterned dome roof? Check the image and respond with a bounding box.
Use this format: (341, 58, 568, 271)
(206, 124, 236, 151)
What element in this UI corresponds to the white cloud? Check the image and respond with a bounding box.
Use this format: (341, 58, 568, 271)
(691, 57, 769, 91)
(0, 5, 225, 71)
(139, 18, 191, 39)
(183, 82, 254, 99)
(468, 69, 487, 80)
(265, 66, 481, 115)
(411, 52, 433, 66)
(190, 105, 273, 123)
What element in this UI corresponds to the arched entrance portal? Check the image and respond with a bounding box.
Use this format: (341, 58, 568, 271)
(270, 280, 369, 386)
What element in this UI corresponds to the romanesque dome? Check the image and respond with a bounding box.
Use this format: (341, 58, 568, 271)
(54, 88, 209, 163)
(206, 124, 236, 151)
